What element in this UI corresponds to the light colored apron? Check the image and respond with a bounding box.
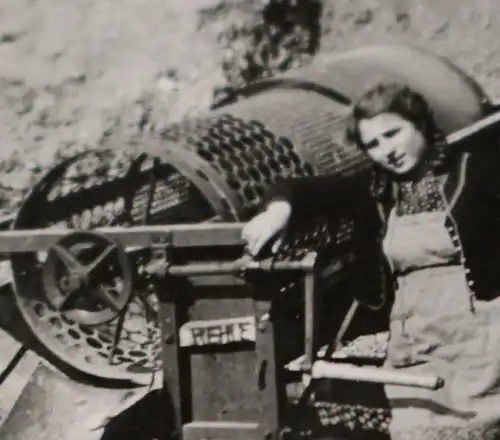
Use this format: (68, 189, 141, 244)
(382, 206, 500, 440)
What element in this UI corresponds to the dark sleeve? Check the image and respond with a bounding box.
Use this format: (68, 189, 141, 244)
(263, 172, 374, 222)
(471, 139, 500, 198)
(486, 147, 500, 198)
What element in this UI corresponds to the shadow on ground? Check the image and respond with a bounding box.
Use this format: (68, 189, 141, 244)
(99, 388, 174, 440)
(0, 363, 172, 440)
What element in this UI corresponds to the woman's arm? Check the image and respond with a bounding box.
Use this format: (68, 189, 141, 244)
(243, 170, 379, 256)
(263, 171, 375, 222)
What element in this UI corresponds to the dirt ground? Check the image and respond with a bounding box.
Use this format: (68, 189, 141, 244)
(0, 0, 500, 217)
(0, 0, 500, 438)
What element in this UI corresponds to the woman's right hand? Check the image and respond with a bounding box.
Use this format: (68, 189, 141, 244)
(242, 200, 292, 257)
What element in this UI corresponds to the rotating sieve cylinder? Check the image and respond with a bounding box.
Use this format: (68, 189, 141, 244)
(159, 44, 489, 221)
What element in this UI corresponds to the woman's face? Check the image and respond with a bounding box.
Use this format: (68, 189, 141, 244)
(358, 112, 428, 175)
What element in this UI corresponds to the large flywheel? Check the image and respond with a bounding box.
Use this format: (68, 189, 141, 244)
(9, 147, 218, 383)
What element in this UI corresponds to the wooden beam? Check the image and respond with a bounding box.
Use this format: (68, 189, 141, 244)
(0, 223, 247, 253)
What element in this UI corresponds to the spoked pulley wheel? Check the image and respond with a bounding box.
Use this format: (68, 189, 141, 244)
(42, 231, 133, 326)
(10, 147, 216, 383)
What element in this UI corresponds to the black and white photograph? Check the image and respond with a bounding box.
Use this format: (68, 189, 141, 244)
(0, 1, 499, 439)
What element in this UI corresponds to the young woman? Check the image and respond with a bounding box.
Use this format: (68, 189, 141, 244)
(242, 82, 500, 439)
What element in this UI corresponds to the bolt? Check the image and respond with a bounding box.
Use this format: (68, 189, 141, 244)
(258, 313, 270, 332)
(59, 273, 83, 292)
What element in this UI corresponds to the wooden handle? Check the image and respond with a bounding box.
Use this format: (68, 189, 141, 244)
(447, 110, 500, 145)
(311, 360, 444, 390)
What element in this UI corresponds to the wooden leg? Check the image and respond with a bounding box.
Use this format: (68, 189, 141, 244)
(159, 284, 190, 440)
(254, 297, 288, 440)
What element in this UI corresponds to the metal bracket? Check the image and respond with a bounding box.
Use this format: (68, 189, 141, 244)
(146, 233, 173, 278)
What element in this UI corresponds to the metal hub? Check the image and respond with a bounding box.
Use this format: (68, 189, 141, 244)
(42, 231, 133, 326)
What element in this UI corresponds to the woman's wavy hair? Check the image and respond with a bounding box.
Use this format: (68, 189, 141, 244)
(344, 82, 449, 196)
(346, 82, 447, 160)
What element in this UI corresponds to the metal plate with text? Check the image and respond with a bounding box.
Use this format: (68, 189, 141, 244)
(179, 316, 256, 347)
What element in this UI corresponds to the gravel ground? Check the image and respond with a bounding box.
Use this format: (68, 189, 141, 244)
(0, 0, 499, 217)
